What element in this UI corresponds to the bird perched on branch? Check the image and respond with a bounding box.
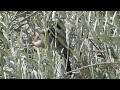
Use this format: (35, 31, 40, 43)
(32, 22, 72, 75)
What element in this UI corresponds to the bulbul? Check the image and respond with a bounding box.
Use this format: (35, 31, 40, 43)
(32, 32, 45, 48)
(32, 21, 72, 75)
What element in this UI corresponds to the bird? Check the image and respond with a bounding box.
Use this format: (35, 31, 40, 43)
(32, 32, 45, 48)
(32, 21, 72, 75)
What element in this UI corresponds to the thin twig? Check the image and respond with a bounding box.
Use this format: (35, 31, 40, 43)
(13, 11, 32, 21)
(65, 61, 120, 75)
(13, 11, 38, 26)
(89, 38, 99, 50)
(89, 38, 105, 59)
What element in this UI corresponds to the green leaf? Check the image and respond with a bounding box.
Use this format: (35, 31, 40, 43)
(0, 20, 7, 29)
(0, 32, 7, 42)
(59, 11, 67, 19)
(91, 31, 99, 44)
(20, 51, 29, 59)
(2, 70, 17, 78)
(0, 56, 6, 68)
(110, 71, 116, 79)
(31, 60, 38, 69)
(109, 46, 119, 59)
(66, 18, 76, 28)
(2, 30, 9, 41)
(54, 26, 66, 39)
(45, 29, 50, 49)
(57, 36, 67, 48)
(0, 48, 8, 56)
(95, 26, 101, 37)
(57, 20, 66, 30)
(100, 35, 110, 45)
(70, 49, 80, 60)
(46, 50, 53, 60)
(83, 29, 89, 39)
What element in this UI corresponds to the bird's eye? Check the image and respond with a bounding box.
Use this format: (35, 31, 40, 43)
(32, 37, 35, 40)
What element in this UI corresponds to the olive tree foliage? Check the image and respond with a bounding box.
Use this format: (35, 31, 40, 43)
(0, 11, 120, 79)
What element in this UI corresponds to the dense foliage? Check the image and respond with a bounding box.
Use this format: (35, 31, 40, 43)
(0, 11, 120, 79)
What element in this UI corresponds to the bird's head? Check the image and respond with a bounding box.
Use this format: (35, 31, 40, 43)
(32, 31, 45, 48)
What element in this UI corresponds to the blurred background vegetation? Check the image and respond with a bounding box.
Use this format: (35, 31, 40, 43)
(0, 11, 120, 79)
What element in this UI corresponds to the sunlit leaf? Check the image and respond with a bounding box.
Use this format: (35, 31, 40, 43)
(0, 32, 7, 42)
(0, 20, 7, 29)
(0, 48, 8, 56)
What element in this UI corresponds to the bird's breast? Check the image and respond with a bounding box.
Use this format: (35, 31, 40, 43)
(32, 40, 45, 48)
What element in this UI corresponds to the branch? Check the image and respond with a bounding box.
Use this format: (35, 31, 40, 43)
(9, 11, 39, 30)
(18, 11, 38, 23)
(89, 38, 105, 59)
(65, 61, 120, 75)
